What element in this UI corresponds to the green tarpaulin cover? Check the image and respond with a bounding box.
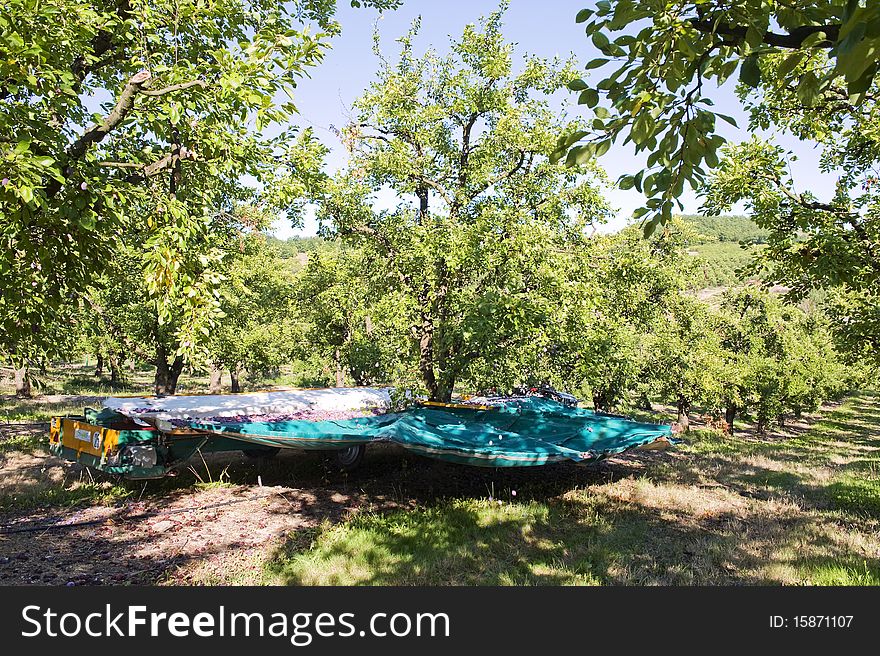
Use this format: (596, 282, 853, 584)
(191, 397, 674, 467)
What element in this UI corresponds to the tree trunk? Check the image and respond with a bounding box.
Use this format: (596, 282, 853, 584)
(593, 390, 609, 413)
(416, 185, 429, 224)
(724, 404, 737, 433)
(639, 393, 652, 411)
(677, 398, 690, 432)
(154, 351, 184, 396)
(230, 367, 241, 393)
(14, 366, 31, 399)
(128, 358, 136, 373)
(109, 353, 121, 385)
(209, 365, 223, 394)
(436, 372, 455, 404)
(334, 348, 345, 387)
(417, 319, 440, 401)
(168, 357, 184, 395)
(94, 354, 104, 377)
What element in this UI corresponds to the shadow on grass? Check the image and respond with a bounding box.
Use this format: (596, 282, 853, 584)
(263, 490, 880, 586)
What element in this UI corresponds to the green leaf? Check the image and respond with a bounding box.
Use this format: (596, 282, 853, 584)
(564, 130, 589, 148)
(778, 52, 805, 78)
(745, 26, 764, 49)
(800, 31, 828, 48)
(631, 113, 652, 145)
(567, 78, 589, 91)
(740, 55, 761, 87)
(565, 144, 595, 166)
(578, 88, 599, 108)
(796, 71, 821, 106)
(704, 148, 719, 169)
(591, 32, 610, 50)
(585, 58, 609, 70)
(575, 8, 593, 23)
(847, 62, 878, 96)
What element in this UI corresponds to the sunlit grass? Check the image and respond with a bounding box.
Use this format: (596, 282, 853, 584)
(262, 390, 880, 586)
(266, 498, 604, 586)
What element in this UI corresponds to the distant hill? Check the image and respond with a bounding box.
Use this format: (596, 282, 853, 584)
(677, 215, 766, 288)
(678, 214, 769, 245)
(263, 235, 325, 259)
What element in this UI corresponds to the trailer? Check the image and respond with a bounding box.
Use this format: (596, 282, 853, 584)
(49, 387, 675, 479)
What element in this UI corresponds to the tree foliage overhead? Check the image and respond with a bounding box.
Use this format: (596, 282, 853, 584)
(0, 0, 392, 365)
(562, 1, 880, 234)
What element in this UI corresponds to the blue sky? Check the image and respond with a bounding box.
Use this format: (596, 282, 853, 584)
(276, 0, 835, 238)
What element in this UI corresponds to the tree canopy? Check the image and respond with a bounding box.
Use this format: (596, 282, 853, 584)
(562, 1, 880, 233)
(314, 8, 609, 401)
(0, 0, 388, 367)
(563, 1, 880, 364)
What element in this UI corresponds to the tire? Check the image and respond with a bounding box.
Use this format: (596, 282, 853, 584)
(331, 444, 365, 472)
(242, 447, 281, 459)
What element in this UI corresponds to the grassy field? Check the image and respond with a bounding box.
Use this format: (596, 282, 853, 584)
(263, 392, 880, 585)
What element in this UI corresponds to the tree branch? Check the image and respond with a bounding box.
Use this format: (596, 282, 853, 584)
(689, 18, 840, 49)
(119, 148, 198, 184)
(66, 70, 152, 162)
(70, 0, 132, 86)
(139, 80, 207, 97)
(338, 222, 417, 292)
(415, 176, 454, 208)
(47, 72, 206, 197)
(468, 149, 527, 201)
(764, 173, 854, 216)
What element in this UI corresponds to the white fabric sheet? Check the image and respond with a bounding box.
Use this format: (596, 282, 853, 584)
(102, 387, 393, 421)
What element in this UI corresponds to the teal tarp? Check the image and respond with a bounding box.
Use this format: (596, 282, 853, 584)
(191, 397, 674, 467)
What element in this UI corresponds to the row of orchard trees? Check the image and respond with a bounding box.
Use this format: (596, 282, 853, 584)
(51, 208, 860, 435)
(297, 224, 859, 434)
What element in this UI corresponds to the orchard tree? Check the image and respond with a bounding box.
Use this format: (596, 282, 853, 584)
(86, 206, 269, 395)
(651, 297, 725, 430)
(205, 235, 301, 393)
(293, 244, 412, 388)
(714, 286, 848, 433)
(561, 1, 880, 233)
(314, 7, 609, 401)
(0, 0, 394, 373)
(555, 223, 697, 411)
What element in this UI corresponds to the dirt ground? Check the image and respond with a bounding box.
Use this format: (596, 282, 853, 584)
(0, 422, 639, 585)
(0, 396, 851, 585)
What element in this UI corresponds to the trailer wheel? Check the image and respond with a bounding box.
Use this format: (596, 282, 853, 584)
(332, 444, 365, 472)
(242, 447, 281, 459)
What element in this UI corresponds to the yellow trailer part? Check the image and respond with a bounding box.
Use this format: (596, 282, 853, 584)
(49, 417, 120, 460)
